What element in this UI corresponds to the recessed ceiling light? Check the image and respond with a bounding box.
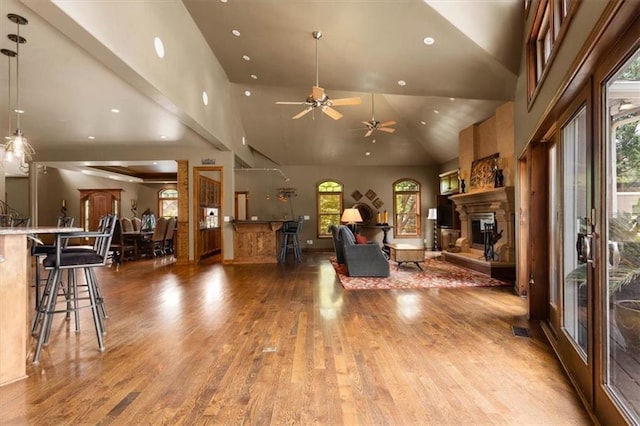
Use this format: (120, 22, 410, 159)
(108, 175, 115, 179)
(154, 36, 165, 58)
(242, 55, 251, 61)
(372, 139, 376, 144)
(449, 97, 455, 101)
(160, 135, 167, 140)
(202, 91, 209, 105)
(423, 37, 435, 45)
(88, 136, 95, 140)
(220, 0, 228, 2)
(128, 179, 134, 182)
(111, 108, 120, 113)
(244, 90, 251, 96)
(81, 170, 90, 174)
(14, 109, 24, 114)
(365, 152, 371, 156)
(397, 80, 406, 86)
(231, 29, 241, 37)
(421, 121, 427, 125)
(434, 110, 440, 114)
(250, 74, 258, 80)
(152, 162, 158, 165)
(242, 136, 246, 145)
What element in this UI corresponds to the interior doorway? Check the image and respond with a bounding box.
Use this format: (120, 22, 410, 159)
(193, 167, 223, 262)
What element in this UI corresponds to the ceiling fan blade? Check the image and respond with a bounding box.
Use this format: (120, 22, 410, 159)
(379, 127, 396, 133)
(276, 101, 306, 105)
(292, 107, 313, 119)
(330, 97, 362, 106)
(312, 86, 325, 100)
(379, 120, 397, 127)
(362, 121, 372, 127)
(322, 106, 343, 120)
(364, 129, 374, 137)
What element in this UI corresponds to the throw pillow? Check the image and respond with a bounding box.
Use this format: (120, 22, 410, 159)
(355, 233, 368, 244)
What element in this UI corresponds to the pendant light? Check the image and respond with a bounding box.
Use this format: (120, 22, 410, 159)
(2, 13, 34, 168)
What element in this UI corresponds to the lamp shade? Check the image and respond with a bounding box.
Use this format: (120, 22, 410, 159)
(341, 208, 363, 224)
(427, 208, 437, 220)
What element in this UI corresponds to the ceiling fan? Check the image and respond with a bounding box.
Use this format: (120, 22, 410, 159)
(276, 31, 361, 120)
(360, 93, 396, 137)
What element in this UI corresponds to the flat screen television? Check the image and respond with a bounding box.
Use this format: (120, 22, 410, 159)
(437, 204, 453, 228)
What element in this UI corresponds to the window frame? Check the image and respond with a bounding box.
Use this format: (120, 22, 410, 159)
(316, 179, 344, 239)
(392, 178, 422, 238)
(158, 187, 178, 218)
(527, 0, 580, 107)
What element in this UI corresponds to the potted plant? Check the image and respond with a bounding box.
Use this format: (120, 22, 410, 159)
(609, 211, 640, 350)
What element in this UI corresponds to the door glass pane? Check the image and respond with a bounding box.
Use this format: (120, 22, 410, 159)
(562, 106, 589, 356)
(604, 50, 640, 421)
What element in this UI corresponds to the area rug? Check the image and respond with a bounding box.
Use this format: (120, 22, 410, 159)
(330, 256, 511, 291)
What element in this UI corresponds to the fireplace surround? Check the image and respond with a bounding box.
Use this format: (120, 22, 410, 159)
(448, 186, 515, 263)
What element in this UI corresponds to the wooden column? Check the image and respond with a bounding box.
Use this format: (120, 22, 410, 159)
(528, 141, 549, 321)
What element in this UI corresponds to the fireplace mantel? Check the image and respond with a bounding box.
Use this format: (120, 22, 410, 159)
(449, 186, 514, 206)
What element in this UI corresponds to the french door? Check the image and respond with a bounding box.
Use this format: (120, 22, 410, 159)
(549, 94, 594, 404)
(547, 40, 639, 425)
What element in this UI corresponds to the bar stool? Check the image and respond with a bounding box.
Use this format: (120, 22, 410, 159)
(31, 216, 74, 310)
(279, 217, 303, 262)
(31, 214, 117, 364)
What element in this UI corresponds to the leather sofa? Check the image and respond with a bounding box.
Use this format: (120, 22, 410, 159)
(329, 224, 390, 277)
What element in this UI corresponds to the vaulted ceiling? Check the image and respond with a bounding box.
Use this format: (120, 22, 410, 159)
(0, 0, 524, 178)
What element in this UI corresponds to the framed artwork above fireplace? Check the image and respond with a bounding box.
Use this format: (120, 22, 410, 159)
(470, 153, 499, 191)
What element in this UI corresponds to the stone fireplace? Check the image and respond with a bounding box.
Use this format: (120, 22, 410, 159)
(441, 186, 515, 281)
(449, 186, 515, 262)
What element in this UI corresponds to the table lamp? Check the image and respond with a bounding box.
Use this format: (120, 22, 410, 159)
(341, 208, 363, 234)
(427, 208, 438, 250)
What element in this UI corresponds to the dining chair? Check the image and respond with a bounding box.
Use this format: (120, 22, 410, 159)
(163, 217, 176, 255)
(31, 214, 117, 364)
(120, 217, 134, 233)
(132, 217, 142, 232)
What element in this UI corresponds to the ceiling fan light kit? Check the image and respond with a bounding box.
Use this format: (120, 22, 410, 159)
(276, 30, 361, 120)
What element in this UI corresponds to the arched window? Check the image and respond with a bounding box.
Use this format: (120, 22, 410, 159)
(393, 179, 421, 237)
(158, 188, 178, 218)
(317, 180, 343, 238)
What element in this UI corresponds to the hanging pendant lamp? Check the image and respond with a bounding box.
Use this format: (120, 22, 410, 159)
(2, 13, 34, 168)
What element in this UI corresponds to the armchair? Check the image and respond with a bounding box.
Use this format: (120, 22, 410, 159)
(332, 225, 390, 277)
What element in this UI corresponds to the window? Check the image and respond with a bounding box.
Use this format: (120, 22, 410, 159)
(393, 179, 421, 237)
(527, 0, 580, 104)
(159, 188, 178, 218)
(317, 180, 343, 238)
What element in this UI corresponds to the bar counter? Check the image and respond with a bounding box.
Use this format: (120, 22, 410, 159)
(0, 226, 83, 386)
(231, 220, 284, 264)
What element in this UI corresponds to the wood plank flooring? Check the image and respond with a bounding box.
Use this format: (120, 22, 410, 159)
(0, 253, 591, 425)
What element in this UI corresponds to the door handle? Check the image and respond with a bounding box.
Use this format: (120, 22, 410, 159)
(576, 233, 593, 265)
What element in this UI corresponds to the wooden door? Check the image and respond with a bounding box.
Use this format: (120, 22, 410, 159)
(79, 189, 121, 231)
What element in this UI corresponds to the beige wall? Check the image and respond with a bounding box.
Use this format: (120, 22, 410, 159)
(236, 164, 440, 251)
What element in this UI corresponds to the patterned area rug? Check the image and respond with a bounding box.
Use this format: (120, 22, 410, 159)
(330, 256, 512, 290)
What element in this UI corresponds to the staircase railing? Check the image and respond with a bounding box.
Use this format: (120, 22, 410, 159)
(0, 200, 26, 226)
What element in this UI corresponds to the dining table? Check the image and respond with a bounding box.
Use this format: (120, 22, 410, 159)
(0, 225, 83, 386)
(122, 230, 154, 259)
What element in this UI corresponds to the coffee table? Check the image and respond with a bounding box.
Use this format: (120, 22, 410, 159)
(385, 243, 425, 270)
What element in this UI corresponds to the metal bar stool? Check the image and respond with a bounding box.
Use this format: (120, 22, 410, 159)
(31, 214, 117, 364)
(279, 217, 303, 262)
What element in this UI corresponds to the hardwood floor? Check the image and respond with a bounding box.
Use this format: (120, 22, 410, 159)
(0, 253, 591, 425)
